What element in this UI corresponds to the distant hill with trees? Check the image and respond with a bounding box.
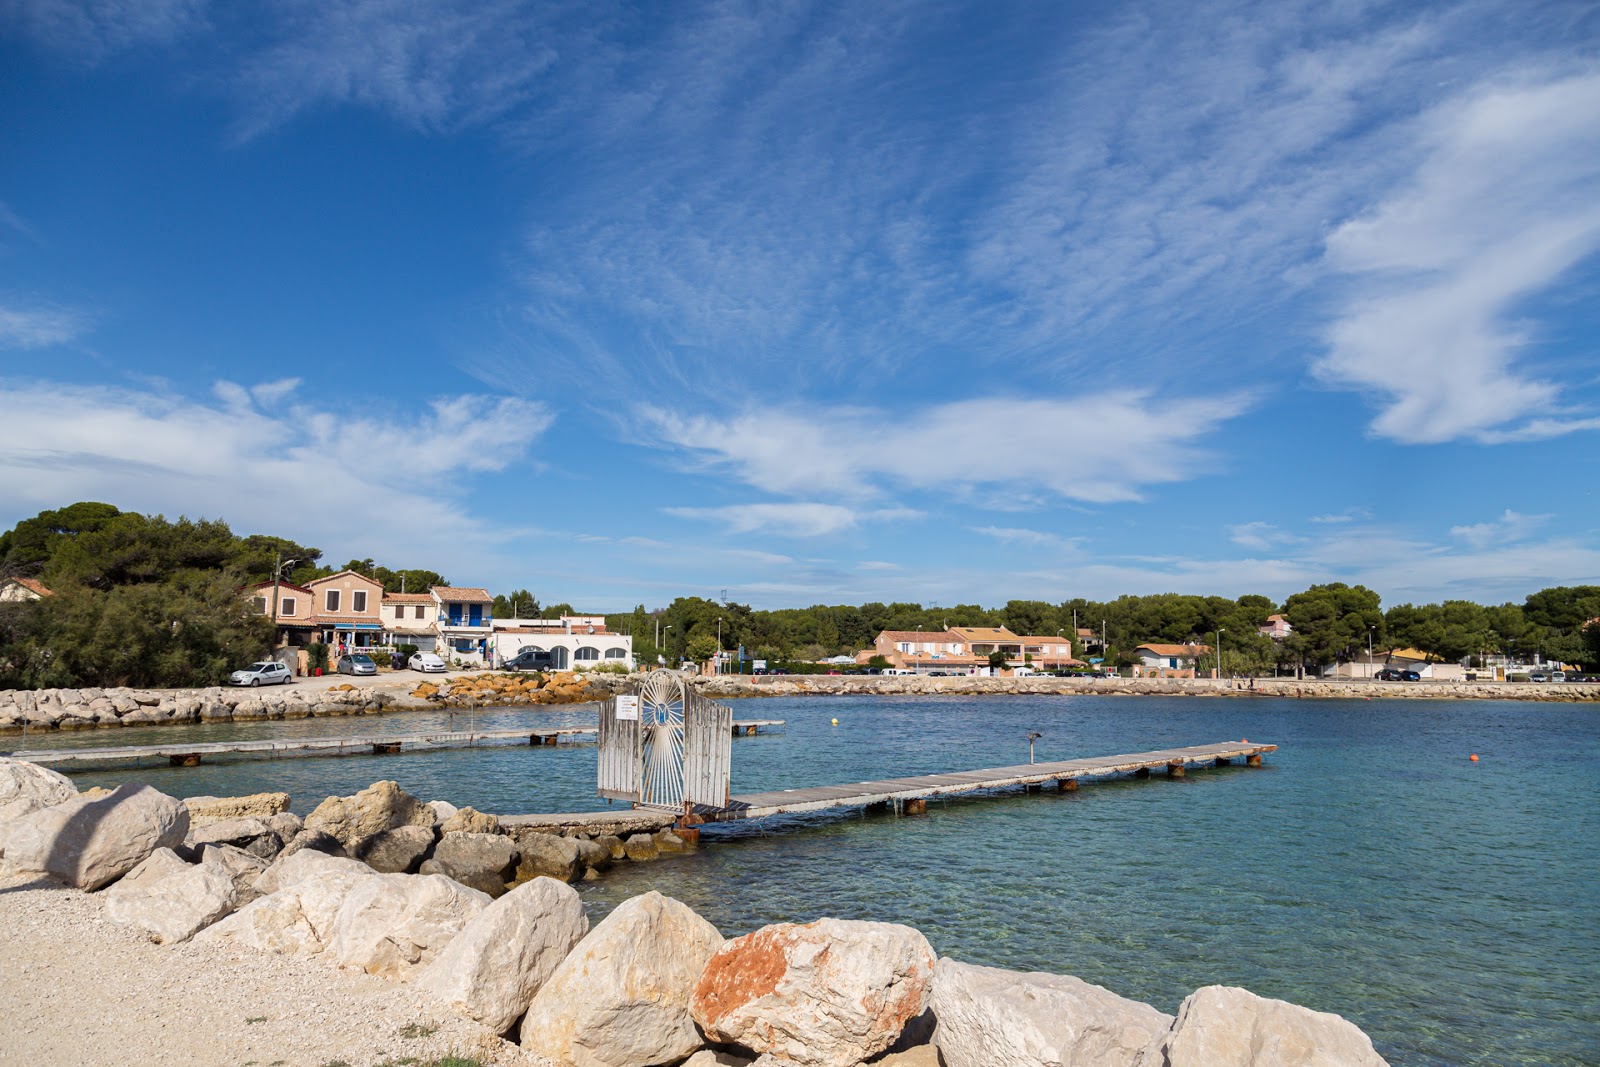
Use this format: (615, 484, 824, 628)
(2, 502, 1595, 689)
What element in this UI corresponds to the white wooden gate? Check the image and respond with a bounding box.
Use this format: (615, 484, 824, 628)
(597, 669, 732, 812)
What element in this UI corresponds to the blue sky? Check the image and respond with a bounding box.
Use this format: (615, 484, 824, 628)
(2, 0, 1598, 612)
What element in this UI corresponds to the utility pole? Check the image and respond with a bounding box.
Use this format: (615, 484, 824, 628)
(270, 551, 298, 649)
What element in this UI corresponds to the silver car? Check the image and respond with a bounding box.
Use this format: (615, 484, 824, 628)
(230, 661, 292, 687)
(337, 653, 377, 676)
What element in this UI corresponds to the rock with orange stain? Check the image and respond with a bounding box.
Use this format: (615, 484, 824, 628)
(518, 890, 723, 1067)
(690, 918, 936, 1067)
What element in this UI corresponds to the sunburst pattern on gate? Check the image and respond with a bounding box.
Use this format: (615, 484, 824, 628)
(638, 669, 687, 809)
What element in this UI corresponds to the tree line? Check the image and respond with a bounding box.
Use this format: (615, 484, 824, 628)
(2, 502, 1595, 689)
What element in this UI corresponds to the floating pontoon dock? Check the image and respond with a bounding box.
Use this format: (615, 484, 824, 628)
(705, 741, 1275, 821)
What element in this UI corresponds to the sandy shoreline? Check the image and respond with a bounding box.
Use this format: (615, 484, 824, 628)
(0, 868, 537, 1067)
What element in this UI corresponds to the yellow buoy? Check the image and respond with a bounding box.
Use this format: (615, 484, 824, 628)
(831, 718, 839, 725)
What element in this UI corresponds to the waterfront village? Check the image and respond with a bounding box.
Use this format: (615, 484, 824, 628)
(3, 570, 1559, 684)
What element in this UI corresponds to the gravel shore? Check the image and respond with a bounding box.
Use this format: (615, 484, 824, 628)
(0, 868, 542, 1067)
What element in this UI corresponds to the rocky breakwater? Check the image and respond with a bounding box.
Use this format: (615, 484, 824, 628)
(0, 670, 620, 734)
(409, 668, 621, 707)
(694, 673, 1600, 703)
(0, 754, 1395, 1067)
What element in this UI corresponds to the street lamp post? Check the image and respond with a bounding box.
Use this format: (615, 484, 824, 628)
(716, 617, 723, 675)
(1215, 628, 1226, 683)
(270, 552, 299, 653)
(663, 625, 673, 666)
(1367, 626, 1374, 678)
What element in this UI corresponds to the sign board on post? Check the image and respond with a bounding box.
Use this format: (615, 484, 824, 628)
(615, 694, 639, 721)
(753, 659, 767, 671)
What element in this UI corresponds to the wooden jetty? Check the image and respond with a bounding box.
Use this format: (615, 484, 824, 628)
(2, 719, 785, 768)
(703, 741, 1275, 821)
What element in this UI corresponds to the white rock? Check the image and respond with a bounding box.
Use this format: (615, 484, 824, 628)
(0, 783, 189, 890)
(520, 890, 723, 1067)
(0, 758, 77, 823)
(931, 958, 1173, 1067)
(198, 843, 271, 904)
(683, 1053, 756, 1067)
(322, 872, 490, 978)
(692, 918, 936, 1067)
(252, 845, 373, 896)
(1138, 985, 1389, 1067)
(416, 876, 589, 1034)
(104, 853, 239, 944)
(198, 865, 372, 956)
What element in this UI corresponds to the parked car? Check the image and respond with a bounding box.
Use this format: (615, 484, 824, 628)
(409, 651, 447, 673)
(1374, 668, 1418, 681)
(503, 647, 556, 672)
(1529, 671, 1549, 683)
(230, 661, 292, 687)
(337, 653, 377, 676)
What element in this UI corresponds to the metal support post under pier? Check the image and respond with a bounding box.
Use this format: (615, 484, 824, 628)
(1166, 760, 1185, 778)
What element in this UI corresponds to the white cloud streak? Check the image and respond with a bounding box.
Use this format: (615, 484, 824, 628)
(662, 503, 921, 539)
(0, 302, 89, 348)
(642, 391, 1249, 505)
(0, 378, 552, 567)
(1315, 70, 1600, 443)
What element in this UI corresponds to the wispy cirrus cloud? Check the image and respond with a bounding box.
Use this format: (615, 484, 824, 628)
(971, 526, 1080, 552)
(662, 503, 921, 539)
(1315, 70, 1600, 444)
(641, 391, 1249, 505)
(2, 0, 205, 61)
(1449, 509, 1551, 550)
(0, 301, 90, 348)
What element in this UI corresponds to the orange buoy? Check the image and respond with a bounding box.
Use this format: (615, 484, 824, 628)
(1469, 753, 1479, 762)
(1241, 738, 1248, 743)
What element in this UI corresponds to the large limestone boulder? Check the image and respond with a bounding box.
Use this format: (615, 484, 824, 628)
(1138, 985, 1390, 1067)
(276, 827, 348, 863)
(198, 864, 373, 957)
(519, 891, 724, 1067)
(0, 758, 77, 823)
(188, 816, 284, 860)
(304, 780, 434, 852)
(932, 958, 1173, 1067)
(0, 783, 188, 890)
(104, 849, 239, 943)
(420, 831, 519, 897)
(183, 792, 290, 823)
(252, 844, 372, 896)
(441, 805, 499, 834)
(358, 824, 436, 874)
(322, 872, 490, 978)
(198, 843, 271, 905)
(513, 832, 582, 883)
(416, 876, 590, 1034)
(692, 919, 936, 1067)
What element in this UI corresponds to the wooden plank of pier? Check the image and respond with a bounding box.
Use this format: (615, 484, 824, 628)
(2, 719, 784, 767)
(707, 741, 1275, 821)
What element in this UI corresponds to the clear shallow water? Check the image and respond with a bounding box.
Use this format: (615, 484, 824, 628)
(27, 694, 1600, 1067)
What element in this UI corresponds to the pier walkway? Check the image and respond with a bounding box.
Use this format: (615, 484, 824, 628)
(2, 719, 785, 768)
(707, 740, 1274, 820)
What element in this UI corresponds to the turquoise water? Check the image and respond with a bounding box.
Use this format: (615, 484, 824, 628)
(28, 695, 1600, 1067)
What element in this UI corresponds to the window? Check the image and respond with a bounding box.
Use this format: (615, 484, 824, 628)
(252, 596, 267, 614)
(574, 646, 600, 661)
(281, 597, 297, 615)
(416, 605, 426, 619)
(605, 648, 627, 659)
(352, 590, 367, 613)
(325, 589, 341, 612)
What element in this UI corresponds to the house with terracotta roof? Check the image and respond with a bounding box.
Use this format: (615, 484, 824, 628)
(1133, 642, 1209, 678)
(1021, 634, 1079, 670)
(382, 592, 439, 652)
(1259, 614, 1292, 640)
(432, 585, 494, 664)
(307, 571, 387, 650)
(243, 578, 316, 646)
(0, 576, 54, 602)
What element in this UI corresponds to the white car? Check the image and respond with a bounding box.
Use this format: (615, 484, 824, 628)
(409, 652, 447, 673)
(230, 661, 292, 687)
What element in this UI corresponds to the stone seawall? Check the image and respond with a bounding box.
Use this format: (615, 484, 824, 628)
(2, 670, 1592, 734)
(691, 673, 1600, 703)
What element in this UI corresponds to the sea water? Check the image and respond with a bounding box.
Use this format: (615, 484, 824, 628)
(32, 693, 1600, 1067)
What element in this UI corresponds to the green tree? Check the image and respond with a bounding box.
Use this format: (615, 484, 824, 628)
(1284, 583, 1383, 672)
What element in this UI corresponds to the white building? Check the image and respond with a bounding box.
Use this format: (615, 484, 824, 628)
(491, 615, 634, 670)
